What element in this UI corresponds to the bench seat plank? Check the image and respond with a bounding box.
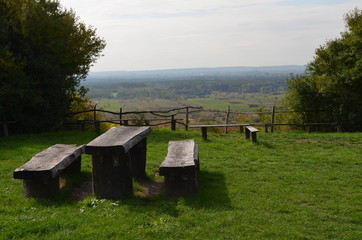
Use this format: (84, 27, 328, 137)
(159, 140, 199, 196)
(189, 124, 249, 140)
(189, 124, 249, 128)
(85, 126, 151, 155)
(159, 140, 198, 175)
(246, 126, 260, 132)
(14, 144, 85, 180)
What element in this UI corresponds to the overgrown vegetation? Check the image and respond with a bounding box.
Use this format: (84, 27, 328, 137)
(0, 0, 105, 132)
(1, 129, 361, 239)
(286, 8, 362, 131)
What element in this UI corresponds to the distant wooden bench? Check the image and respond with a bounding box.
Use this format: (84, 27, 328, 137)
(245, 126, 259, 143)
(85, 126, 151, 200)
(159, 140, 199, 196)
(13, 144, 85, 199)
(189, 124, 249, 140)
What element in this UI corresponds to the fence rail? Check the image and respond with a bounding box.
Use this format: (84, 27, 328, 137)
(65, 105, 342, 134)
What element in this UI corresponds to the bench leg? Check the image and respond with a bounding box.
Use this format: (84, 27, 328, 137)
(62, 155, 82, 176)
(130, 138, 147, 179)
(201, 127, 207, 141)
(91, 152, 133, 200)
(251, 132, 257, 143)
(245, 129, 250, 139)
(164, 171, 198, 196)
(23, 177, 59, 199)
(239, 126, 244, 133)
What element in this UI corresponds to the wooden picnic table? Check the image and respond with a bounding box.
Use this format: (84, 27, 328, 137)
(85, 126, 151, 199)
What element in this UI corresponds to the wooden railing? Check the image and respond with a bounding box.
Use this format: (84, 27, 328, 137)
(65, 105, 343, 134)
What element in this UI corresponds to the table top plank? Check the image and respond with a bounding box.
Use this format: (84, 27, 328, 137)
(85, 126, 151, 155)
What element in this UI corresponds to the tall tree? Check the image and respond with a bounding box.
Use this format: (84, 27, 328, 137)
(0, 0, 105, 131)
(286, 8, 362, 131)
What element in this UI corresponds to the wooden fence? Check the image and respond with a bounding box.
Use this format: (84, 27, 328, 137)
(65, 105, 341, 134)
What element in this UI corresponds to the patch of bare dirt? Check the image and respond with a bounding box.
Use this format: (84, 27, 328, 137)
(134, 180, 163, 198)
(72, 180, 93, 201)
(71, 179, 163, 201)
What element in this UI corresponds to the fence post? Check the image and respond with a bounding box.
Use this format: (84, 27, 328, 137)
(93, 104, 100, 134)
(225, 106, 230, 133)
(119, 107, 123, 126)
(271, 105, 275, 133)
(171, 115, 176, 131)
(185, 107, 189, 131)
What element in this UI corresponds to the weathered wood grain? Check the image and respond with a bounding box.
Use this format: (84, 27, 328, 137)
(85, 126, 151, 199)
(91, 152, 133, 199)
(85, 126, 151, 155)
(159, 140, 198, 173)
(159, 140, 199, 196)
(13, 144, 85, 179)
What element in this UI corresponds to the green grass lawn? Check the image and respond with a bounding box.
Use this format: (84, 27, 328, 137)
(0, 129, 361, 239)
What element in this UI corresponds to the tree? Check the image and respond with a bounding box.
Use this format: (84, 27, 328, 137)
(0, 0, 105, 131)
(286, 8, 362, 131)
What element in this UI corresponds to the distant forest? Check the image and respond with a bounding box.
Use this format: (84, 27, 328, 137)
(83, 66, 305, 100)
(84, 77, 287, 99)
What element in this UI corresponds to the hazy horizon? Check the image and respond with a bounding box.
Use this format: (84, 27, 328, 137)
(61, 0, 359, 72)
(89, 64, 305, 73)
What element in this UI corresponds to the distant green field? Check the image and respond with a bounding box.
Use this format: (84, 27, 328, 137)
(1, 129, 361, 239)
(96, 92, 285, 113)
(186, 92, 284, 112)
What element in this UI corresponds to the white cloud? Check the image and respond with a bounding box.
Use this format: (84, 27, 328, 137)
(60, 0, 360, 71)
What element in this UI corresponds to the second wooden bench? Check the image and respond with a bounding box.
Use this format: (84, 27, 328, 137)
(245, 126, 260, 143)
(159, 139, 199, 196)
(13, 144, 85, 199)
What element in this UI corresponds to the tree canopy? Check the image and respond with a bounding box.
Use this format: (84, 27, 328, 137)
(0, 0, 105, 131)
(286, 8, 362, 131)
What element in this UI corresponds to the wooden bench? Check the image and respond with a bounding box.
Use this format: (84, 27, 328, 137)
(159, 140, 199, 196)
(245, 126, 259, 143)
(189, 124, 249, 140)
(85, 126, 151, 200)
(13, 144, 85, 199)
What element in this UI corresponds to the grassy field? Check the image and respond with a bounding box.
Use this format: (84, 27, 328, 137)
(188, 92, 284, 112)
(0, 129, 361, 239)
(96, 92, 284, 113)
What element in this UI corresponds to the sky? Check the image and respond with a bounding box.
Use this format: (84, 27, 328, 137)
(59, 0, 361, 72)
